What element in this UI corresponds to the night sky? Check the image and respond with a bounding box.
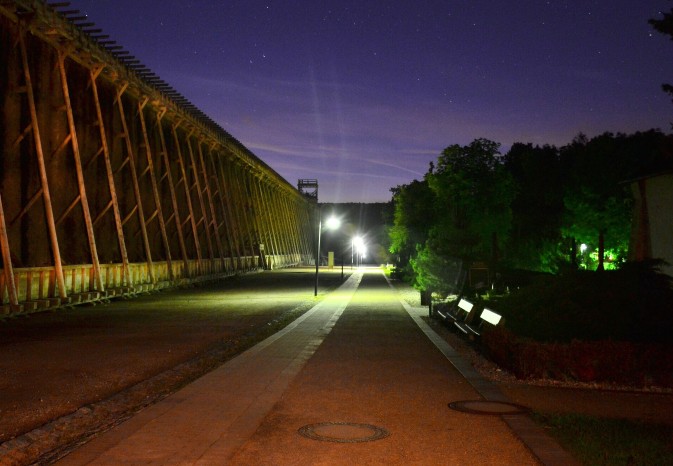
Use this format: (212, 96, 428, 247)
(65, 0, 673, 203)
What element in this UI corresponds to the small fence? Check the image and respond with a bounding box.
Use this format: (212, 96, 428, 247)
(0, 254, 303, 317)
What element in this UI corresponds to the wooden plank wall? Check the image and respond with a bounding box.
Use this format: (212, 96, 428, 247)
(0, 1, 315, 316)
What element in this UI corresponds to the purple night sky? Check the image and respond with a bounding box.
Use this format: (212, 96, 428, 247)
(65, 0, 673, 203)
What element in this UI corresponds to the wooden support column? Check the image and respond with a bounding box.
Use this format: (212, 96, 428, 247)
(138, 100, 174, 281)
(279, 193, 301, 259)
(0, 194, 19, 307)
(156, 113, 190, 276)
(268, 185, 288, 257)
(185, 137, 214, 262)
(273, 190, 291, 259)
(205, 146, 237, 264)
(196, 141, 226, 269)
(287, 197, 304, 259)
(252, 176, 273, 257)
(299, 203, 314, 260)
(297, 200, 312, 259)
(212, 151, 243, 268)
(57, 52, 103, 292)
(261, 182, 284, 259)
(226, 161, 252, 257)
(278, 190, 298, 258)
(115, 84, 155, 284)
(239, 168, 259, 258)
(171, 124, 203, 269)
(289, 197, 306, 258)
(90, 66, 132, 287)
(18, 32, 67, 298)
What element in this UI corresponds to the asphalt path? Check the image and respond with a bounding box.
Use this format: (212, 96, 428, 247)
(56, 269, 573, 465)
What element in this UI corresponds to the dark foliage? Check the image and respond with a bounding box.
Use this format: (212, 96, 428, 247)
(492, 260, 673, 343)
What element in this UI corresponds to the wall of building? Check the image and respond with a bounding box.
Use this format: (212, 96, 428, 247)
(630, 172, 673, 277)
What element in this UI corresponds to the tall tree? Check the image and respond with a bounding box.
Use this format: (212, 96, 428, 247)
(388, 179, 435, 267)
(504, 143, 565, 272)
(558, 132, 672, 270)
(427, 138, 514, 264)
(650, 8, 673, 103)
(410, 139, 515, 293)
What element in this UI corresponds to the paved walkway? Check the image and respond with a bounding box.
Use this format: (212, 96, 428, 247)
(57, 269, 576, 465)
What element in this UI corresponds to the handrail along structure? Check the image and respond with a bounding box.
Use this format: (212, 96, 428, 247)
(0, 0, 315, 316)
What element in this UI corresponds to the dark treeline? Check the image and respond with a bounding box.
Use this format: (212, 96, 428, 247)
(389, 130, 673, 294)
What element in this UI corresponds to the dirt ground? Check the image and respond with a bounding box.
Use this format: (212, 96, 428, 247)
(0, 268, 345, 445)
(1, 267, 672, 464)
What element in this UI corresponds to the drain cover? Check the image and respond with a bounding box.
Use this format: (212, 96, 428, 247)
(298, 422, 390, 443)
(449, 400, 530, 415)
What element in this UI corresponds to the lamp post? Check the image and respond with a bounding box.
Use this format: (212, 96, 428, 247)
(314, 211, 341, 296)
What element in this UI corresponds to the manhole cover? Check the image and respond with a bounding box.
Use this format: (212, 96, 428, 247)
(449, 400, 530, 415)
(298, 422, 390, 443)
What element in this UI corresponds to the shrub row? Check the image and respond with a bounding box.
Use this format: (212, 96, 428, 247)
(492, 261, 673, 344)
(482, 327, 673, 388)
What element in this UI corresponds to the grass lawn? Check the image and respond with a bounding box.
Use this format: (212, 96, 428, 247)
(533, 412, 673, 466)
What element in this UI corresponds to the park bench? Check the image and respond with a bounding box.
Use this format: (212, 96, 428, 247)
(435, 298, 474, 324)
(432, 296, 465, 322)
(450, 298, 476, 332)
(456, 307, 502, 338)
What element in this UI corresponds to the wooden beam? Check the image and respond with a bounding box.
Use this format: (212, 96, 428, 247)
(137, 102, 174, 281)
(57, 52, 104, 292)
(89, 68, 132, 286)
(19, 31, 67, 299)
(115, 85, 155, 283)
(0, 194, 19, 306)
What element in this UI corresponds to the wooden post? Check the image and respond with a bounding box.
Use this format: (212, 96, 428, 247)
(185, 137, 214, 262)
(280, 193, 301, 260)
(224, 160, 251, 257)
(251, 176, 272, 256)
(57, 52, 104, 292)
(138, 99, 174, 281)
(172, 124, 203, 270)
(261, 182, 284, 260)
(237, 167, 258, 259)
(0, 194, 19, 306)
(115, 84, 155, 284)
(196, 141, 226, 269)
(211, 150, 242, 268)
(89, 66, 132, 287)
(300, 203, 314, 261)
(18, 32, 67, 298)
(278, 190, 298, 259)
(156, 112, 190, 276)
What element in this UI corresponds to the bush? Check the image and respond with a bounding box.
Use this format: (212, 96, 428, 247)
(493, 261, 673, 343)
(482, 327, 673, 387)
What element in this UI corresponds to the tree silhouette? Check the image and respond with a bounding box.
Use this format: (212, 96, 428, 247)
(650, 8, 673, 103)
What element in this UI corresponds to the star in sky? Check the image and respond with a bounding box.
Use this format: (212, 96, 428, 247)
(64, 0, 673, 202)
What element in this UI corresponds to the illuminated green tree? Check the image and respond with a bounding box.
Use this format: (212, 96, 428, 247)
(389, 179, 435, 267)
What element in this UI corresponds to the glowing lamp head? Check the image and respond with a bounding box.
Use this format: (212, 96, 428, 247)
(325, 216, 341, 230)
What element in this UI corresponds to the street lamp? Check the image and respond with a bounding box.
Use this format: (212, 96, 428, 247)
(314, 212, 341, 296)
